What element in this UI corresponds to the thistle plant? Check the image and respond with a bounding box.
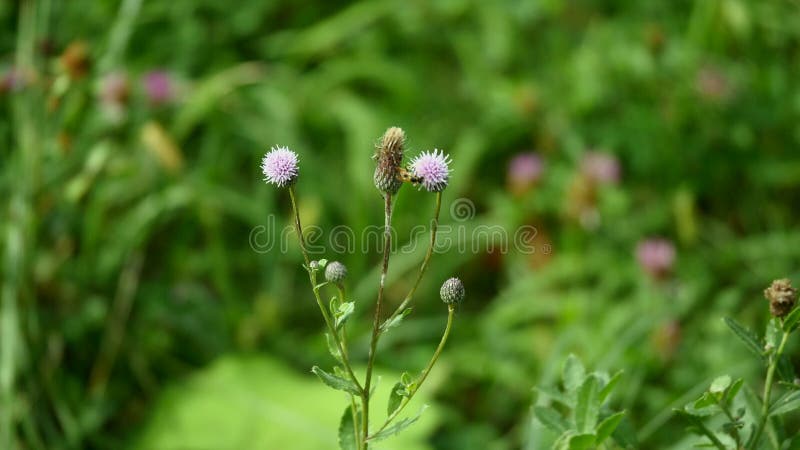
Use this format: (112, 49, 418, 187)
(261, 127, 461, 449)
(677, 278, 800, 449)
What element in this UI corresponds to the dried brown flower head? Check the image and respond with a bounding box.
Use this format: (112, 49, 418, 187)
(764, 278, 798, 318)
(373, 126, 405, 194)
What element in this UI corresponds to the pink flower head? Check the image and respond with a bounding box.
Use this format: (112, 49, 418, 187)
(261, 146, 299, 187)
(507, 152, 544, 192)
(410, 149, 451, 192)
(581, 151, 620, 185)
(636, 238, 676, 279)
(143, 70, 175, 105)
(695, 66, 731, 102)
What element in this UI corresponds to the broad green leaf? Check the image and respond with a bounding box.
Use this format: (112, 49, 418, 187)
(783, 307, 800, 332)
(312, 366, 361, 396)
(710, 376, 731, 395)
(533, 406, 568, 434)
(369, 406, 428, 442)
(723, 317, 764, 360)
(335, 302, 355, 330)
(380, 308, 413, 333)
(338, 406, 358, 450)
(388, 382, 406, 416)
(598, 371, 623, 404)
(563, 354, 586, 393)
(575, 376, 600, 433)
(555, 431, 596, 450)
(595, 411, 625, 444)
(770, 391, 800, 416)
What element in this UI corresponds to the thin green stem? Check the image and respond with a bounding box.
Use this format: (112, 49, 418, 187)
(336, 284, 361, 450)
(363, 193, 394, 448)
(368, 305, 455, 441)
(751, 329, 790, 449)
(382, 192, 441, 333)
(288, 186, 363, 393)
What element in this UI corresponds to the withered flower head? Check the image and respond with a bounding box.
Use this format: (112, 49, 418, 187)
(764, 278, 798, 318)
(373, 126, 405, 194)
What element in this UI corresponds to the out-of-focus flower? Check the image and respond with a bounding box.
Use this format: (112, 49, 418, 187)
(652, 320, 681, 362)
(262, 146, 300, 187)
(410, 149, 451, 192)
(581, 151, 620, 185)
(98, 71, 130, 123)
(0, 67, 27, 93)
(142, 70, 176, 105)
(695, 66, 731, 103)
(507, 152, 544, 195)
(636, 238, 676, 279)
(374, 126, 405, 194)
(59, 41, 90, 79)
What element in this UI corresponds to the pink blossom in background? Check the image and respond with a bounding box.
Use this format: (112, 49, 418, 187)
(695, 66, 731, 102)
(581, 151, 620, 185)
(98, 71, 130, 123)
(507, 152, 544, 194)
(0, 67, 26, 93)
(636, 238, 676, 279)
(143, 70, 176, 105)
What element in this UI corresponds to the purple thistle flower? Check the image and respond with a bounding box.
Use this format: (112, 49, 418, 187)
(261, 146, 299, 187)
(410, 149, 452, 192)
(581, 151, 620, 185)
(507, 152, 544, 193)
(143, 70, 175, 105)
(636, 238, 676, 279)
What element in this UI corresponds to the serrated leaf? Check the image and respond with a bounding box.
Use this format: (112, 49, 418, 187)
(575, 375, 600, 433)
(338, 406, 358, 450)
(312, 366, 361, 396)
(380, 308, 412, 333)
(723, 317, 764, 360)
(783, 307, 800, 332)
(595, 411, 625, 444)
(387, 382, 406, 416)
(710, 375, 731, 395)
(335, 302, 355, 330)
(533, 406, 568, 433)
(598, 371, 622, 404)
(563, 354, 586, 393)
(368, 406, 428, 442)
(533, 385, 573, 407)
(769, 391, 800, 416)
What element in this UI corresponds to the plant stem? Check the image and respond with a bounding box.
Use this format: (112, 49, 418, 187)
(751, 329, 790, 449)
(288, 186, 363, 393)
(336, 284, 362, 450)
(368, 305, 455, 440)
(382, 192, 441, 332)
(362, 193, 394, 448)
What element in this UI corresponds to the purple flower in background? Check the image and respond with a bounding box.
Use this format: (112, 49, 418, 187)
(636, 238, 676, 279)
(695, 66, 731, 102)
(507, 152, 544, 194)
(410, 149, 452, 192)
(581, 151, 620, 185)
(262, 146, 299, 187)
(0, 67, 26, 93)
(143, 70, 175, 105)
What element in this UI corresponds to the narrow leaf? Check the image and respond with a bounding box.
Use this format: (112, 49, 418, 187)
(311, 366, 361, 396)
(380, 308, 412, 333)
(783, 306, 800, 332)
(533, 406, 568, 434)
(598, 371, 623, 404)
(770, 391, 800, 416)
(326, 332, 343, 363)
(338, 406, 358, 450)
(595, 411, 625, 444)
(335, 302, 355, 330)
(575, 375, 600, 433)
(368, 406, 428, 442)
(723, 317, 764, 360)
(387, 382, 406, 416)
(563, 354, 586, 392)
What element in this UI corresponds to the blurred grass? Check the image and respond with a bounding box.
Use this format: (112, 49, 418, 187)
(2, 0, 800, 449)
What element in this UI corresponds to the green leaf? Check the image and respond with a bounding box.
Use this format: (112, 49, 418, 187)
(723, 317, 764, 360)
(387, 382, 406, 416)
(311, 366, 361, 396)
(563, 354, 586, 393)
(595, 411, 625, 444)
(335, 302, 355, 330)
(724, 378, 744, 403)
(533, 385, 573, 407)
(783, 307, 800, 332)
(369, 406, 428, 442)
(380, 308, 412, 333)
(770, 391, 800, 416)
(766, 318, 781, 352)
(598, 371, 623, 404)
(710, 375, 731, 395)
(554, 431, 596, 450)
(326, 332, 343, 363)
(533, 406, 568, 434)
(338, 406, 358, 450)
(575, 375, 600, 433)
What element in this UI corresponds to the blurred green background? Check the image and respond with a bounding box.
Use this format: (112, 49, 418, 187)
(2, 0, 800, 448)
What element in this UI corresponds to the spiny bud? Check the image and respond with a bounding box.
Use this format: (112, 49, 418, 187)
(440, 277, 465, 305)
(325, 261, 348, 284)
(764, 278, 797, 318)
(373, 127, 405, 194)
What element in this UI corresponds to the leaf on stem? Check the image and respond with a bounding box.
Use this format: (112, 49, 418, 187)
(338, 406, 358, 450)
(311, 366, 361, 396)
(723, 317, 765, 360)
(387, 381, 408, 416)
(335, 302, 355, 330)
(326, 332, 343, 362)
(368, 405, 428, 442)
(595, 411, 625, 444)
(380, 308, 413, 333)
(769, 391, 800, 416)
(533, 406, 568, 434)
(575, 375, 600, 433)
(783, 307, 800, 332)
(563, 354, 586, 393)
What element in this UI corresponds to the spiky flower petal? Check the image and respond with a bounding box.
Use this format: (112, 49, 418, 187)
(373, 127, 405, 194)
(261, 146, 299, 187)
(410, 149, 451, 192)
(440, 277, 465, 305)
(325, 261, 348, 284)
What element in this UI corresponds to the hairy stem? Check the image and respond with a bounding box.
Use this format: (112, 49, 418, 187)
(382, 192, 441, 332)
(288, 186, 363, 393)
(362, 193, 394, 447)
(751, 329, 790, 449)
(369, 305, 455, 440)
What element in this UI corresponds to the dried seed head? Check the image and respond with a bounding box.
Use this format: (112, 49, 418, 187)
(325, 261, 348, 284)
(440, 277, 465, 305)
(373, 127, 405, 194)
(764, 278, 798, 318)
